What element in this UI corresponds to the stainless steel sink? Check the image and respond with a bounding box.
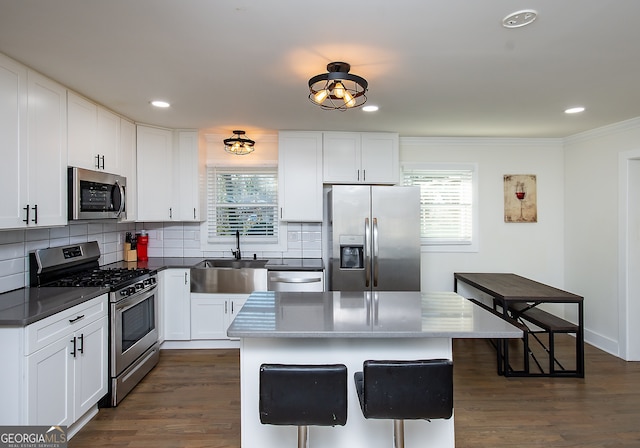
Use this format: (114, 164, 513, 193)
(190, 259, 268, 293)
(200, 259, 268, 269)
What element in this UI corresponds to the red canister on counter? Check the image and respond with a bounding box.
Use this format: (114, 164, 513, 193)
(137, 230, 149, 261)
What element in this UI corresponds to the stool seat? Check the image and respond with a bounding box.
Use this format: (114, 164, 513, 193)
(354, 359, 453, 448)
(260, 363, 347, 448)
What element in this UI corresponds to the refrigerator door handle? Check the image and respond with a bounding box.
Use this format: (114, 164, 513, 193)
(373, 217, 379, 287)
(365, 217, 371, 288)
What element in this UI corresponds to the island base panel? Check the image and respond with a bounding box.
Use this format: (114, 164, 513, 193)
(239, 337, 455, 448)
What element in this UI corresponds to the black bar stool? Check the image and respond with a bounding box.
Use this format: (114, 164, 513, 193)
(354, 359, 453, 448)
(259, 363, 348, 448)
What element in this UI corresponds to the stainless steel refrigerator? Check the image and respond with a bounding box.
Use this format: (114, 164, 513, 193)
(328, 185, 421, 291)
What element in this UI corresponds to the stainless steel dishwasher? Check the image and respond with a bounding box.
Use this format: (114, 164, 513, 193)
(267, 270, 325, 292)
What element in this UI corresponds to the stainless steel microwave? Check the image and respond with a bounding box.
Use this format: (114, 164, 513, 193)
(68, 167, 126, 220)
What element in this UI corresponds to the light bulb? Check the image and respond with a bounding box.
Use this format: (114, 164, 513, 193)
(313, 89, 329, 104)
(343, 90, 355, 108)
(333, 81, 345, 98)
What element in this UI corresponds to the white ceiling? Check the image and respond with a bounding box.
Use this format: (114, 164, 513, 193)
(1, 0, 640, 138)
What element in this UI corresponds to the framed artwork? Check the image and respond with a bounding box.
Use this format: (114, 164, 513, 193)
(504, 174, 537, 223)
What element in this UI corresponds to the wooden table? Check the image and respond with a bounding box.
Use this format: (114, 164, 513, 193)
(454, 273, 584, 377)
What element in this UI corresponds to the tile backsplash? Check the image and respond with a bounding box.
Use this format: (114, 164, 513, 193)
(0, 222, 322, 294)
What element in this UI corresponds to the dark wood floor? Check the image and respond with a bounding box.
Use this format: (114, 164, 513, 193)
(69, 338, 640, 447)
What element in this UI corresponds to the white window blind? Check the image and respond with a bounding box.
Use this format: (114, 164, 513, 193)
(403, 167, 473, 245)
(206, 167, 279, 243)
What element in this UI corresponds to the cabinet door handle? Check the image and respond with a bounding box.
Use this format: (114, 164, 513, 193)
(95, 154, 101, 169)
(101, 155, 105, 170)
(169, 208, 172, 219)
(225, 301, 228, 314)
(363, 169, 366, 182)
(69, 314, 85, 323)
(184, 272, 188, 285)
(70, 337, 77, 358)
(78, 334, 84, 354)
(193, 208, 196, 219)
(357, 169, 360, 181)
(31, 204, 38, 224)
(23, 204, 29, 223)
(231, 301, 234, 314)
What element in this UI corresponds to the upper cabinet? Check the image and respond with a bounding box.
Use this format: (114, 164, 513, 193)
(119, 118, 137, 222)
(68, 91, 120, 173)
(137, 126, 203, 222)
(323, 132, 399, 184)
(278, 131, 323, 222)
(137, 125, 174, 221)
(0, 53, 67, 230)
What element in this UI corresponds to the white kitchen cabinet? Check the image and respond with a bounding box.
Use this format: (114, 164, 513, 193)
(137, 127, 202, 222)
(174, 130, 203, 221)
(0, 53, 28, 228)
(161, 269, 191, 341)
(0, 61, 68, 229)
(323, 132, 399, 184)
(119, 118, 137, 221)
(68, 91, 120, 172)
(25, 69, 68, 227)
(136, 125, 174, 221)
(190, 294, 247, 340)
(0, 294, 108, 428)
(278, 131, 323, 221)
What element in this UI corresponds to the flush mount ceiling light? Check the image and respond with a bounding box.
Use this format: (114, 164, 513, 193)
(308, 62, 368, 110)
(223, 130, 255, 155)
(502, 9, 538, 28)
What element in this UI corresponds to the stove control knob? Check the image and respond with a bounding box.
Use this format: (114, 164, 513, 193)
(128, 286, 137, 295)
(120, 289, 129, 297)
(135, 282, 143, 290)
(150, 277, 157, 285)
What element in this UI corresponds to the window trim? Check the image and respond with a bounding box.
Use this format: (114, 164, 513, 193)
(402, 162, 479, 253)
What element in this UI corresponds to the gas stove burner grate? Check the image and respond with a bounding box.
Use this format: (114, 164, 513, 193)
(46, 267, 151, 288)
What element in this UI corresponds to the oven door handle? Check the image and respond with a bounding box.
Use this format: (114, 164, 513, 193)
(114, 285, 157, 313)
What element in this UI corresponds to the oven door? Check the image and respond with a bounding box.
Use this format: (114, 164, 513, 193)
(111, 285, 158, 376)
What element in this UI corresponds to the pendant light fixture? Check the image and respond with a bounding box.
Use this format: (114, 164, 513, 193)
(223, 130, 255, 155)
(308, 62, 368, 110)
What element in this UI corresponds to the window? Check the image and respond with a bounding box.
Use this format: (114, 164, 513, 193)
(206, 167, 279, 244)
(402, 163, 477, 252)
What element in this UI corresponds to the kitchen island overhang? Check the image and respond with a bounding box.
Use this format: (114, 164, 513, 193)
(228, 291, 522, 448)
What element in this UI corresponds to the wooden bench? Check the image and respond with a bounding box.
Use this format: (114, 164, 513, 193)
(507, 302, 579, 375)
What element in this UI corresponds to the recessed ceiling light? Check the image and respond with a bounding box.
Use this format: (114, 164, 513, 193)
(151, 100, 170, 108)
(362, 105, 379, 112)
(502, 9, 538, 28)
(565, 107, 585, 114)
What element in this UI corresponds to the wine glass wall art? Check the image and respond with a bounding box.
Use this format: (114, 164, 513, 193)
(504, 174, 537, 223)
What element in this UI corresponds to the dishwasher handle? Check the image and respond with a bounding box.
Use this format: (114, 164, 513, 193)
(270, 276, 322, 284)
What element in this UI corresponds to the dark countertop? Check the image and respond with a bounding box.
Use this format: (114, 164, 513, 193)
(0, 286, 108, 326)
(107, 257, 324, 272)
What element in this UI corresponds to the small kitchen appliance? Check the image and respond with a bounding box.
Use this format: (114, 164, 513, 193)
(30, 241, 159, 406)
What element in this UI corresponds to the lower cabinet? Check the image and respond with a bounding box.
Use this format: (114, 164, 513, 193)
(191, 294, 248, 340)
(0, 294, 108, 428)
(160, 268, 191, 341)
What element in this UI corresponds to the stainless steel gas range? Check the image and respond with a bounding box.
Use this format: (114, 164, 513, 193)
(30, 241, 159, 406)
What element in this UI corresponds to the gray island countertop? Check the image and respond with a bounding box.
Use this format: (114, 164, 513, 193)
(227, 291, 522, 339)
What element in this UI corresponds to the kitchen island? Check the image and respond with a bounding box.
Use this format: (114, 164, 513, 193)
(227, 291, 522, 448)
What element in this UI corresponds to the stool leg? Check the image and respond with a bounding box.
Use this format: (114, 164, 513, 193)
(393, 419, 405, 448)
(297, 425, 309, 448)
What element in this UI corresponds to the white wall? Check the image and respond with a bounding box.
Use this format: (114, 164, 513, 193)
(401, 137, 566, 295)
(564, 117, 640, 357)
